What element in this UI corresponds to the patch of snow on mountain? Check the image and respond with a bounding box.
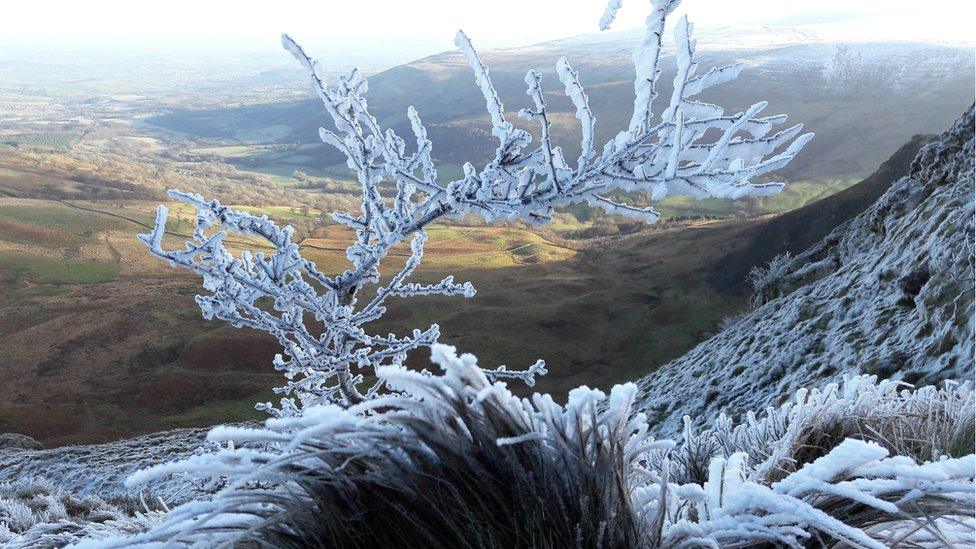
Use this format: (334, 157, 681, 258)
(507, 24, 973, 97)
(548, 22, 971, 54)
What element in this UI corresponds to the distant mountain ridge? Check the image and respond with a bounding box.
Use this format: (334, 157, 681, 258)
(151, 25, 974, 184)
(543, 20, 972, 52)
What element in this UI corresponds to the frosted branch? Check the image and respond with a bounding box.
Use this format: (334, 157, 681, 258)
(142, 0, 812, 416)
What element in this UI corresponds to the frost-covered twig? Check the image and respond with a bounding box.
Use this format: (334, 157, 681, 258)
(140, 0, 811, 415)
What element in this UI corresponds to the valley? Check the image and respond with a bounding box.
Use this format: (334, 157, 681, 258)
(0, 184, 749, 445)
(0, 26, 970, 446)
(0, 129, 926, 446)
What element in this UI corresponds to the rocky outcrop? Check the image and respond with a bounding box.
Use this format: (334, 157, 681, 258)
(637, 107, 975, 436)
(0, 433, 43, 451)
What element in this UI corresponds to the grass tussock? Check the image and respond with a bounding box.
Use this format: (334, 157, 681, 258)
(106, 346, 975, 549)
(0, 477, 162, 548)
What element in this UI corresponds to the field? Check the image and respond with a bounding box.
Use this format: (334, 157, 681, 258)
(0, 170, 760, 445)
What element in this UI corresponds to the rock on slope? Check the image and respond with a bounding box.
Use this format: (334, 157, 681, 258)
(636, 107, 975, 436)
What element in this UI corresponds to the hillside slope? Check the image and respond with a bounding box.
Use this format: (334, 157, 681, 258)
(589, 132, 930, 299)
(708, 134, 933, 292)
(636, 108, 975, 436)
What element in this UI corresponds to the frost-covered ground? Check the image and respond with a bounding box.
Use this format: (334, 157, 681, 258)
(0, 428, 214, 504)
(0, 429, 250, 547)
(28, 347, 973, 548)
(0, 477, 165, 548)
(636, 107, 975, 437)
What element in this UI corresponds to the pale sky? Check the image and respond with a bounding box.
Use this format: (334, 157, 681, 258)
(2, 0, 972, 55)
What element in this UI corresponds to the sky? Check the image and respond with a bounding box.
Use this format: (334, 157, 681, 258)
(2, 0, 972, 56)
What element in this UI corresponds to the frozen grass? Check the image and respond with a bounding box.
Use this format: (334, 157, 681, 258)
(0, 477, 162, 548)
(91, 347, 974, 548)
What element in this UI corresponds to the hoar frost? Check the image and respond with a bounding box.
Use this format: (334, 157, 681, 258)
(139, 0, 811, 417)
(103, 351, 975, 548)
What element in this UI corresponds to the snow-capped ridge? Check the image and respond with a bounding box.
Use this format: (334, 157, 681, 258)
(511, 21, 970, 57)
